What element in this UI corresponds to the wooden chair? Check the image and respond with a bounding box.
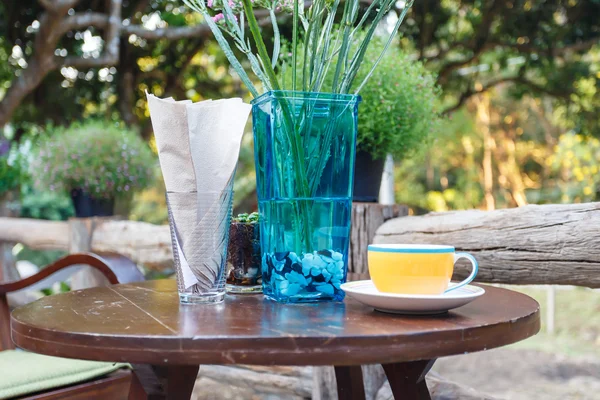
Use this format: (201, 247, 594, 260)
(0, 252, 145, 400)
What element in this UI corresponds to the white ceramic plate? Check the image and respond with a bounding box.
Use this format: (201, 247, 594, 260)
(341, 280, 485, 315)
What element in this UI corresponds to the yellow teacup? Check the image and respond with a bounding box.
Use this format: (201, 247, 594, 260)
(367, 244, 478, 295)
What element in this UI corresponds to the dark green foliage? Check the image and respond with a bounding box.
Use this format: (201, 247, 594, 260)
(19, 185, 74, 221)
(0, 156, 21, 196)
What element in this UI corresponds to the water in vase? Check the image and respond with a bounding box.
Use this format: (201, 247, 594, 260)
(259, 197, 351, 302)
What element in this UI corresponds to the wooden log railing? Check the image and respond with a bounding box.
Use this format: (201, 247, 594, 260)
(0, 217, 173, 271)
(374, 202, 600, 288)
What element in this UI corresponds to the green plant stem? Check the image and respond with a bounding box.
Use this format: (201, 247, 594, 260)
(242, 0, 281, 91)
(331, 0, 353, 93)
(243, 0, 314, 251)
(353, 0, 415, 94)
(269, 9, 281, 69)
(292, 0, 299, 92)
(340, 0, 394, 92)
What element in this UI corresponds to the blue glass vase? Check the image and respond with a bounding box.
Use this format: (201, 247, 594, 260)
(252, 91, 361, 303)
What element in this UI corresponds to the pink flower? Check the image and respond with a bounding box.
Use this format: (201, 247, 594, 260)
(212, 13, 224, 22)
(207, 0, 213, 7)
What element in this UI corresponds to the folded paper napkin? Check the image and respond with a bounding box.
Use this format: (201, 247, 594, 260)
(147, 93, 251, 291)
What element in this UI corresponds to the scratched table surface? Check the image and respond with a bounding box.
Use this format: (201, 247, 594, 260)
(11, 280, 540, 400)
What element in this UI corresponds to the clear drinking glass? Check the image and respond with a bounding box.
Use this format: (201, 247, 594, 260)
(166, 181, 234, 304)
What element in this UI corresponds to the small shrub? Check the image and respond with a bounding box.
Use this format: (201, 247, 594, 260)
(30, 121, 156, 198)
(353, 39, 444, 160)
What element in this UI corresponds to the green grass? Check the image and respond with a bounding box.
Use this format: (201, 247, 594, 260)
(503, 285, 600, 357)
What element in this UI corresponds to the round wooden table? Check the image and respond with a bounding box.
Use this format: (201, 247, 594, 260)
(11, 280, 540, 400)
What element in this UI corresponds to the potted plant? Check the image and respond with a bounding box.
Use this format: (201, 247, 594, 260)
(226, 212, 262, 293)
(30, 121, 155, 218)
(352, 41, 442, 202)
(184, 0, 415, 302)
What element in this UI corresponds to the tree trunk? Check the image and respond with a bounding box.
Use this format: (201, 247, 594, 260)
(476, 94, 495, 211)
(0, 9, 64, 128)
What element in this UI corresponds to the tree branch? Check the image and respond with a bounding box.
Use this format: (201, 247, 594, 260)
(60, 0, 121, 68)
(442, 75, 573, 115)
(437, 0, 504, 83)
(61, 12, 109, 34)
(38, 0, 56, 10)
(39, 0, 80, 12)
(510, 76, 572, 99)
(443, 77, 513, 115)
(58, 14, 213, 40)
(485, 37, 600, 57)
(61, 54, 117, 68)
(58, 0, 80, 8)
(104, 0, 122, 63)
(122, 23, 211, 40)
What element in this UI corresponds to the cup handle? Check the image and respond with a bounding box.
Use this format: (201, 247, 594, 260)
(444, 252, 478, 293)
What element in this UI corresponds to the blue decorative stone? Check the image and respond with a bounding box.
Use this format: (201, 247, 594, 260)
(278, 280, 289, 290)
(312, 257, 327, 269)
(262, 249, 346, 302)
(326, 263, 338, 274)
(318, 249, 332, 258)
(301, 263, 311, 276)
(321, 256, 334, 264)
(281, 283, 302, 296)
(316, 284, 335, 295)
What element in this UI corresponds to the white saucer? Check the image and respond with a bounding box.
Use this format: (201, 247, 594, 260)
(341, 280, 485, 315)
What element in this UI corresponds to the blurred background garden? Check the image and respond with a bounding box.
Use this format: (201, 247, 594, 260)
(1, 1, 599, 398)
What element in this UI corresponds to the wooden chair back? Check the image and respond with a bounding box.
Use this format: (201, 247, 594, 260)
(0, 252, 144, 351)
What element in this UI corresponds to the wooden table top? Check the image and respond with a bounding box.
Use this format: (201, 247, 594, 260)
(11, 280, 540, 366)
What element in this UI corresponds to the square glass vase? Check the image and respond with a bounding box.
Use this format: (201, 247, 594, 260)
(252, 90, 361, 303)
